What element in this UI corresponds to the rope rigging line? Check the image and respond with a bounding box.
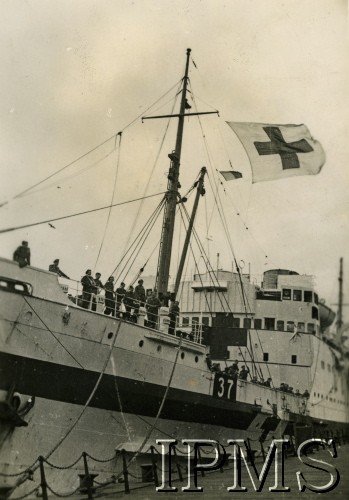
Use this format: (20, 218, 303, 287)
(203, 171, 267, 380)
(10, 319, 123, 494)
(192, 87, 275, 273)
(0, 191, 165, 235)
(22, 297, 84, 369)
(93, 132, 123, 271)
(177, 204, 213, 317)
(116, 337, 184, 481)
(190, 86, 273, 282)
(179, 178, 262, 379)
(110, 195, 166, 281)
(119, 80, 182, 263)
(1, 80, 182, 209)
(18, 149, 116, 199)
(10, 135, 120, 203)
(180, 204, 253, 371)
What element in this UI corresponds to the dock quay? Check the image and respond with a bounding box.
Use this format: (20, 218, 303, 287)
(3, 442, 348, 500)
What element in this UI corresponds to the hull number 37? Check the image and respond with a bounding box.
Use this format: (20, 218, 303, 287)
(213, 373, 237, 401)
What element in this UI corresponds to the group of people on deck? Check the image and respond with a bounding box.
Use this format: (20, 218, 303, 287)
(11, 242, 180, 332)
(80, 270, 180, 332)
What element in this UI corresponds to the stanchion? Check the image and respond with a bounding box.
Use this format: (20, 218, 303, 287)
(173, 447, 183, 482)
(121, 449, 130, 494)
(79, 452, 96, 499)
(38, 456, 48, 500)
(197, 447, 205, 477)
(150, 446, 159, 487)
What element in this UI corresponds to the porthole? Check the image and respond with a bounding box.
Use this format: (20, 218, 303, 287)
(194, 356, 199, 363)
(157, 345, 162, 352)
(107, 332, 113, 339)
(139, 340, 144, 347)
(181, 352, 185, 359)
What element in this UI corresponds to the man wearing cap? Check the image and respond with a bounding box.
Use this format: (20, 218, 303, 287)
(81, 269, 95, 309)
(13, 241, 31, 268)
(146, 291, 161, 329)
(104, 276, 115, 316)
(134, 279, 146, 315)
(168, 300, 180, 335)
(91, 272, 104, 312)
(49, 259, 70, 279)
(115, 282, 126, 317)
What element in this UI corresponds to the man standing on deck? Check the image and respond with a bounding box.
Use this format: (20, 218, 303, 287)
(168, 300, 180, 335)
(49, 259, 70, 279)
(134, 279, 146, 315)
(81, 269, 95, 309)
(146, 291, 161, 329)
(91, 272, 104, 311)
(115, 282, 126, 317)
(124, 285, 135, 320)
(104, 276, 115, 316)
(13, 241, 31, 268)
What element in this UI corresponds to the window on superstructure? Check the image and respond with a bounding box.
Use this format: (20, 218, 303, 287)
(202, 317, 210, 326)
(0, 278, 33, 295)
(277, 320, 284, 331)
(293, 290, 302, 301)
(304, 291, 313, 302)
(263, 353, 269, 362)
(254, 319, 262, 329)
(314, 293, 319, 304)
(312, 307, 319, 320)
(307, 323, 315, 334)
(287, 321, 295, 332)
(291, 355, 297, 364)
(282, 289, 291, 300)
(232, 318, 240, 328)
(182, 317, 190, 326)
(265, 318, 275, 330)
(321, 361, 325, 369)
(243, 318, 252, 328)
(297, 322, 305, 332)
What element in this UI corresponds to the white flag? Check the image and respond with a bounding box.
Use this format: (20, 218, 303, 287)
(227, 122, 325, 183)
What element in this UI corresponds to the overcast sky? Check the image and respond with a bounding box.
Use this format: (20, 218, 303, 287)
(0, 0, 348, 318)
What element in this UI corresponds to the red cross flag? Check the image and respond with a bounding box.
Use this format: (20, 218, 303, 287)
(227, 122, 325, 183)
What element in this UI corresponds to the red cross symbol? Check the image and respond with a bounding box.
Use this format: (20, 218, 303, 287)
(254, 127, 314, 169)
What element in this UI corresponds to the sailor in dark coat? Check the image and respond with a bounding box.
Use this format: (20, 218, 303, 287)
(49, 259, 69, 279)
(168, 300, 180, 335)
(91, 272, 104, 311)
(81, 269, 95, 309)
(134, 279, 146, 314)
(124, 285, 135, 320)
(13, 241, 31, 268)
(104, 276, 115, 316)
(115, 282, 126, 316)
(146, 292, 161, 329)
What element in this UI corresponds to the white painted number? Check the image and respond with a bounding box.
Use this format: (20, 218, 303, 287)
(226, 379, 234, 399)
(216, 376, 235, 400)
(217, 377, 225, 397)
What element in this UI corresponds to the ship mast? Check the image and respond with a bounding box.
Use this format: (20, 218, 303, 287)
(155, 48, 191, 296)
(173, 166, 207, 298)
(142, 49, 218, 297)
